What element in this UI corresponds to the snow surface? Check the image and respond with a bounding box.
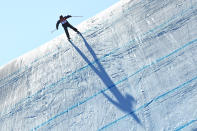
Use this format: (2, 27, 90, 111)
(1, 0, 197, 130)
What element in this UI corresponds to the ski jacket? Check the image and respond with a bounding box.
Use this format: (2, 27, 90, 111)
(56, 15, 72, 30)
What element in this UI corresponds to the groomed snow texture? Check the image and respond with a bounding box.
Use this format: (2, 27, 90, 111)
(0, 0, 197, 130)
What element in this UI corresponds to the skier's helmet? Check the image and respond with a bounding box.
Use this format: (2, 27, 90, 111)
(60, 15, 63, 19)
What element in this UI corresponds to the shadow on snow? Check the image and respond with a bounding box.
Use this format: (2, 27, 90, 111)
(68, 33, 142, 126)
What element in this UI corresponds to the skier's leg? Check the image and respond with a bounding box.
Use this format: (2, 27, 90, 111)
(64, 27, 70, 39)
(68, 23, 80, 33)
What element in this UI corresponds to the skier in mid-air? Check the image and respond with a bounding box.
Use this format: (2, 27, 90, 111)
(56, 15, 80, 40)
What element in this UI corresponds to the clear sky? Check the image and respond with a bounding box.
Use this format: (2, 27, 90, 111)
(0, 0, 119, 67)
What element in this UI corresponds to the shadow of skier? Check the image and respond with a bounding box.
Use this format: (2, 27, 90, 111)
(68, 33, 142, 125)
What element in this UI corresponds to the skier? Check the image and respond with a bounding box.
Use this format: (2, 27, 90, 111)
(56, 15, 80, 40)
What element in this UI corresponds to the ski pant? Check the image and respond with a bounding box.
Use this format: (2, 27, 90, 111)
(63, 23, 79, 39)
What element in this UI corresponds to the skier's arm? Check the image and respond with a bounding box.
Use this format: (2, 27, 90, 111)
(64, 15, 72, 19)
(56, 20, 60, 30)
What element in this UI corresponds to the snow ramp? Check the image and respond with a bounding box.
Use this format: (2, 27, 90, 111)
(0, 0, 197, 130)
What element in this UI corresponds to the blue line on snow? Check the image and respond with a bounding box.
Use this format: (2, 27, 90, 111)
(174, 118, 197, 131)
(99, 76, 197, 130)
(32, 38, 197, 130)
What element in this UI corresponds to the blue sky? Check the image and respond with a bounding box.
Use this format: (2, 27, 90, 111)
(0, 0, 119, 67)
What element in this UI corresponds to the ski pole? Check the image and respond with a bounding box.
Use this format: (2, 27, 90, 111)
(51, 29, 57, 34)
(72, 16, 83, 17)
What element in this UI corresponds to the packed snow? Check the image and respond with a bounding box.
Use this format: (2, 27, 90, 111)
(0, 0, 197, 130)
